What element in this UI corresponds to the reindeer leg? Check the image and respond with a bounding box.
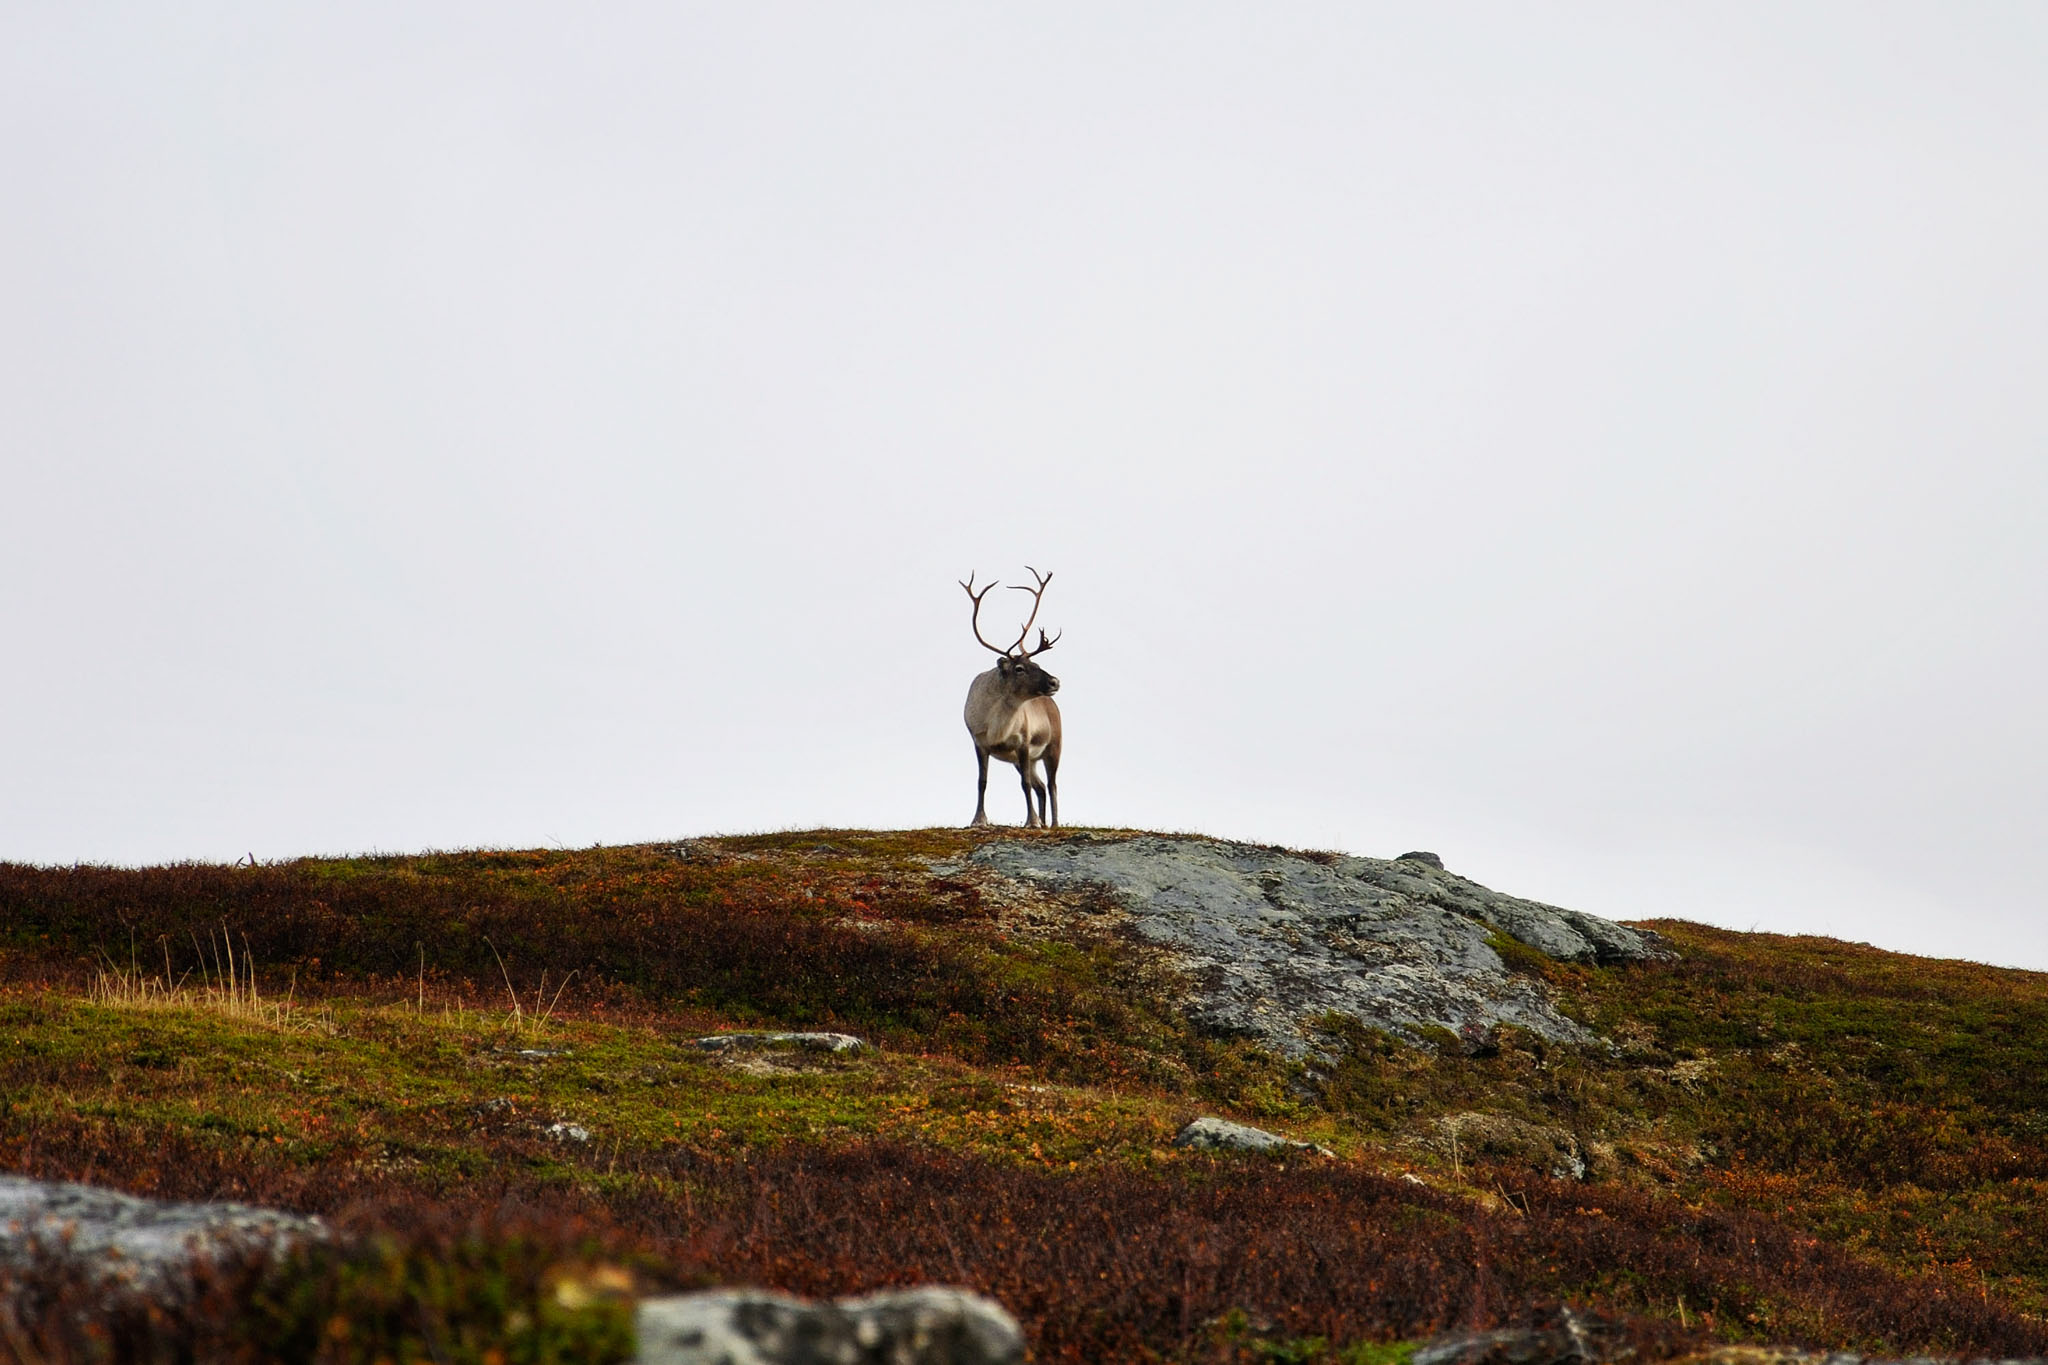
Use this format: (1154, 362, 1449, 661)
(1035, 765, 1052, 828)
(1017, 757, 1041, 828)
(1026, 756, 1051, 829)
(1044, 749, 1059, 830)
(971, 745, 991, 827)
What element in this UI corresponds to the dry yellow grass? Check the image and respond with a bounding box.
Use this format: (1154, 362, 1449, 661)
(88, 924, 319, 1030)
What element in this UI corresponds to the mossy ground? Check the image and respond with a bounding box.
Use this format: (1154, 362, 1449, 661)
(0, 991, 1239, 1181)
(1312, 921, 2048, 1315)
(2, 830, 2045, 1362)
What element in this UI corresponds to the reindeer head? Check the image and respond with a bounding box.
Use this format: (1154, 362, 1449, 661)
(961, 567, 1062, 698)
(995, 650, 1060, 698)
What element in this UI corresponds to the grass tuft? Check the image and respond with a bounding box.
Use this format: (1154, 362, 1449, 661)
(87, 925, 320, 1032)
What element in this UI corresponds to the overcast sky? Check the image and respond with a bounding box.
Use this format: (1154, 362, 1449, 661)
(5, 4, 2045, 969)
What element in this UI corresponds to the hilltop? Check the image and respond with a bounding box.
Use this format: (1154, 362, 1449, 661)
(3, 828, 2046, 1362)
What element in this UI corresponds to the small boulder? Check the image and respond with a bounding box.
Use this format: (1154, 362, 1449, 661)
(1397, 851, 1446, 870)
(689, 1032, 868, 1055)
(1173, 1117, 1331, 1157)
(633, 1285, 1023, 1365)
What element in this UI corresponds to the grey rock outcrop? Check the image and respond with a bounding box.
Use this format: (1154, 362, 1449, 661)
(0, 1174, 323, 1288)
(634, 1286, 1024, 1365)
(1173, 1117, 1330, 1157)
(968, 836, 1669, 1057)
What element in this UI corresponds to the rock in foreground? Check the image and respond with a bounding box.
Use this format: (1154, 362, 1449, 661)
(635, 1286, 1024, 1365)
(0, 1174, 1022, 1364)
(0, 1174, 323, 1289)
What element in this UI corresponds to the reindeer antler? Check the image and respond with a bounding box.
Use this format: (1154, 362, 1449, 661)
(1004, 567, 1054, 654)
(964, 567, 1057, 657)
(959, 573, 1010, 656)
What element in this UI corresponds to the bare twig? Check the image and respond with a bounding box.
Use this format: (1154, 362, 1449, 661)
(485, 938, 524, 1025)
(539, 970, 579, 1027)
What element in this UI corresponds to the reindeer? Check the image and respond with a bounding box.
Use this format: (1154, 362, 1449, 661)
(960, 568, 1063, 829)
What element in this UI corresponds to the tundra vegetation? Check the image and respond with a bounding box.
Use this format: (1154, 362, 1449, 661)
(2, 829, 2047, 1363)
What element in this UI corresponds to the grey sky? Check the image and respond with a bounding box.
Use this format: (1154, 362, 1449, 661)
(5, 5, 2045, 968)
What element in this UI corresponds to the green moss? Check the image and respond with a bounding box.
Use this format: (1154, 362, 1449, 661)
(1339, 1342, 1420, 1365)
(1486, 928, 1556, 978)
(1207, 1309, 1419, 1364)
(0, 992, 1222, 1183)
(236, 1229, 638, 1363)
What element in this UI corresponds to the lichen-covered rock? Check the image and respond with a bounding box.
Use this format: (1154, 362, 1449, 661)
(0, 1174, 323, 1289)
(1173, 1117, 1330, 1157)
(967, 835, 1669, 1057)
(690, 1032, 869, 1055)
(633, 1285, 1024, 1365)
